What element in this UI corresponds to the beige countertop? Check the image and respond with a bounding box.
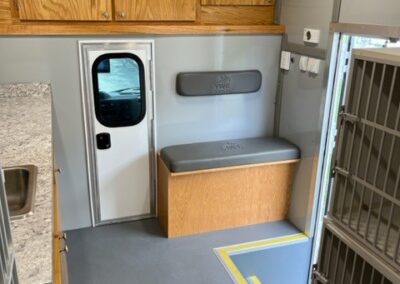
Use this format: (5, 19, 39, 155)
(0, 83, 52, 284)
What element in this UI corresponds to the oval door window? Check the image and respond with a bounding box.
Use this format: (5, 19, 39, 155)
(92, 53, 146, 127)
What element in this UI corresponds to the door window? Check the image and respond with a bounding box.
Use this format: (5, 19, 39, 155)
(92, 53, 146, 127)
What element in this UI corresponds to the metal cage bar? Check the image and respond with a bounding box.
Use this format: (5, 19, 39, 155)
(375, 85, 400, 256)
(365, 67, 398, 245)
(346, 62, 376, 229)
(314, 223, 397, 284)
(355, 63, 387, 233)
(337, 60, 367, 223)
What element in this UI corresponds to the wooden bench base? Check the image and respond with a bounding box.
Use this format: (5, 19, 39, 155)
(158, 157, 299, 238)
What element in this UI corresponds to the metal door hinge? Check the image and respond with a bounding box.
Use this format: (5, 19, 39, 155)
(312, 264, 330, 284)
(149, 59, 154, 92)
(330, 161, 337, 178)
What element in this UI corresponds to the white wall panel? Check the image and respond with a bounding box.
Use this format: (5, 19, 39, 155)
(340, 0, 400, 27)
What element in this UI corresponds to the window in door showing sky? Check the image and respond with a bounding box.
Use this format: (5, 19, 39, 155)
(97, 58, 141, 98)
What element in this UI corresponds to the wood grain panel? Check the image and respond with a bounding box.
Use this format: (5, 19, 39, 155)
(18, 0, 112, 21)
(0, 0, 284, 34)
(158, 158, 298, 238)
(157, 157, 169, 232)
(0, 0, 18, 22)
(53, 178, 61, 284)
(114, 0, 196, 21)
(200, 5, 274, 25)
(201, 0, 274, 6)
(0, 22, 285, 35)
(0, 0, 10, 20)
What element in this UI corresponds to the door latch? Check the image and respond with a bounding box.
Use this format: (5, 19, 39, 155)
(312, 264, 330, 284)
(333, 166, 350, 178)
(96, 133, 111, 150)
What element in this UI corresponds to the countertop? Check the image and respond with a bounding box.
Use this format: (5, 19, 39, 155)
(0, 83, 52, 284)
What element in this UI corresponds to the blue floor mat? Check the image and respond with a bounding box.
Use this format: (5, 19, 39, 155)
(215, 234, 313, 284)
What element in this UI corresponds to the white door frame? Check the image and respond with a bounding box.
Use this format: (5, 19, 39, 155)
(79, 40, 157, 226)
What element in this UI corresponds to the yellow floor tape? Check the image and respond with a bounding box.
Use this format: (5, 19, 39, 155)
(214, 233, 308, 284)
(247, 275, 262, 284)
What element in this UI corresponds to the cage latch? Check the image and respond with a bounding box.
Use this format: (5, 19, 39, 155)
(333, 166, 350, 178)
(339, 111, 359, 124)
(312, 264, 330, 284)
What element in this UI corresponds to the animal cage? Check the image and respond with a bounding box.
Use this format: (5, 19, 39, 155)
(314, 48, 400, 284)
(314, 220, 395, 284)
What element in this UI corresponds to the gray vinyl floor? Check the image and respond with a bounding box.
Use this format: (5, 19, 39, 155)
(66, 219, 301, 284)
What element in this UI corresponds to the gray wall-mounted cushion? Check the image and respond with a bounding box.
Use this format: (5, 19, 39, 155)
(176, 70, 262, 96)
(160, 137, 300, 173)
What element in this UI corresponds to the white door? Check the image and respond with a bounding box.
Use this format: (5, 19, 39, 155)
(82, 41, 155, 224)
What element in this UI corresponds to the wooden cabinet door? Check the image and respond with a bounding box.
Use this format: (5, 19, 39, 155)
(200, 0, 275, 25)
(201, 0, 273, 5)
(114, 0, 196, 21)
(18, 0, 112, 21)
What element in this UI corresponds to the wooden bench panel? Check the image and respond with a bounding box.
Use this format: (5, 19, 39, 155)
(158, 157, 298, 238)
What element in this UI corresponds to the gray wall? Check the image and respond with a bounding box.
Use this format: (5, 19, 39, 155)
(340, 0, 400, 27)
(0, 35, 281, 230)
(280, 0, 335, 234)
(155, 36, 281, 148)
(281, 0, 334, 49)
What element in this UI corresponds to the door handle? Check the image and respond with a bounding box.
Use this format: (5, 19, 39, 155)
(96, 133, 111, 150)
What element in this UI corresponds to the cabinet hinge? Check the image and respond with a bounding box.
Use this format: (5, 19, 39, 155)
(312, 264, 330, 284)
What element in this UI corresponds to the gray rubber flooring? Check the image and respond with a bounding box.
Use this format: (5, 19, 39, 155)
(66, 219, 300, 284)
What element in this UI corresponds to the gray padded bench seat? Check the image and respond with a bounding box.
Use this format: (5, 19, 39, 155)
(160, 137, 300, 173)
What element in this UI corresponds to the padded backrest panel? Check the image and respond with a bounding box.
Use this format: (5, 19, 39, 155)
(176, 70, 262, 96)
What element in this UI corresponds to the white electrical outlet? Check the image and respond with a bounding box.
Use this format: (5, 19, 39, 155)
(280, 51, 291, 70)
(303, 28, 321, 44)
(307, 58, 321, 74)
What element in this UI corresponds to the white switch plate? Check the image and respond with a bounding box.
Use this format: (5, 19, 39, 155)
(303, 28, 321, 44)
(280, 51, 291, 70)
(299, 56, 309, 72)
(307, 58, 321, 74)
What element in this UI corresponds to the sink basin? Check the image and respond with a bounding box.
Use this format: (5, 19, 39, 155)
(3, 165, 38, 220)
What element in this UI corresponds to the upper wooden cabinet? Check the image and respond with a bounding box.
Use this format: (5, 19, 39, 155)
(0, 0, 285, 34)
(18, 0, 112, 21)
(201, 0, 274, 5)
(114, 0, 197, 21)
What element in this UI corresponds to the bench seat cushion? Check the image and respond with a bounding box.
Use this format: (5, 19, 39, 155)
(160, 137, 300, 173)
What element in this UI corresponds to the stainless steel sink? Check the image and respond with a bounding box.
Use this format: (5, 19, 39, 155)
(3, 165, 38, 220)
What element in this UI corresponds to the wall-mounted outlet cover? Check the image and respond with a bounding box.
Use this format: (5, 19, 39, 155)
(303, 28, 321, 44)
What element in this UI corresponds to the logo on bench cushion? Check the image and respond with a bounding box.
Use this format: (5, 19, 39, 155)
(222, 142, 242, 151)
